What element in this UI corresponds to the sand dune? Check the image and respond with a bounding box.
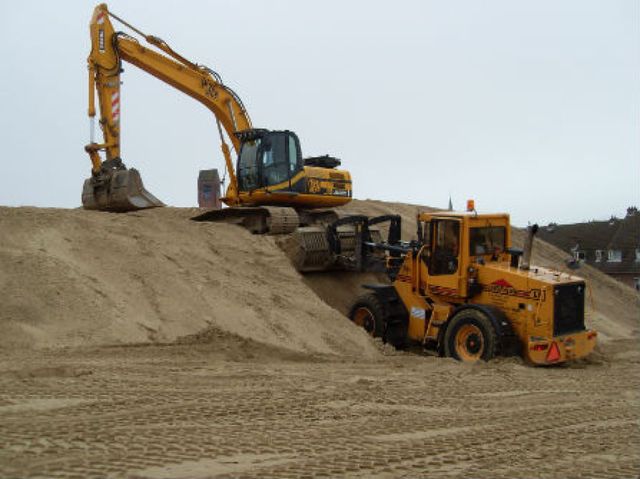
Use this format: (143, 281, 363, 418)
(0, 206, 376, 357)
(0, 200, 637, 355)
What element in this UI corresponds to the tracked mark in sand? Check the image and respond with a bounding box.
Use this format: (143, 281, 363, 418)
(0, 343, 638, 479)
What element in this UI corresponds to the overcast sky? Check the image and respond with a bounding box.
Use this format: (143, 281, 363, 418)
(0, 0, 638, 226)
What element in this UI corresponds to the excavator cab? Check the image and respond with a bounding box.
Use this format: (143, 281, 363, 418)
(236, 129, 302, 192)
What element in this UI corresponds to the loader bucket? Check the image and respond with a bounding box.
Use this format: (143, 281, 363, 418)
(286, 225, 383, 272)
(81, 168, 164, 212)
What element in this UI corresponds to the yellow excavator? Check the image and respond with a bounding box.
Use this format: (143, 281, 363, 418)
(83, 4, 352, 235)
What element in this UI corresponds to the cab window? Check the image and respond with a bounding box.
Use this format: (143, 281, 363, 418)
(288, 134, 301, 176)
(429, 220, 460, 275)
(261, 134, 288, 187)
(469, 226, 505, 256)
(237, 138, 261, 190)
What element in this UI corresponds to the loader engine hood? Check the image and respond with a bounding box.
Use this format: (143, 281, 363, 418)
(475, 261, 586, 305)
(474, 261, 588, 344)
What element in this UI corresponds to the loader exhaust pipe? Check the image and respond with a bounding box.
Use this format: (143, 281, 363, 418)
(520, 223, 539, 270)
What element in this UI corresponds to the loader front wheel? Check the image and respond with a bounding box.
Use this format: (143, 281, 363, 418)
(444, 309, 497, 362)
(349, 293, 386, 338)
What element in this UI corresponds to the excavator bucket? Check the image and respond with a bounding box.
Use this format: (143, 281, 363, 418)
(81, 168, 164, 212)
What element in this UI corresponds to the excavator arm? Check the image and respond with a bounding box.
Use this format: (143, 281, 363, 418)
(84, 3, 250, 209)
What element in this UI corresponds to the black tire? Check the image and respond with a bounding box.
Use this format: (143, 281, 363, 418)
(444, 308, 498, 362)
(385, 320, 408, 349)
(348, 293, 386, 338)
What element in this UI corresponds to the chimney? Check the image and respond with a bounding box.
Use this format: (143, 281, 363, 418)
(198, 169, 222, 209)
(521, 224, 539, 271)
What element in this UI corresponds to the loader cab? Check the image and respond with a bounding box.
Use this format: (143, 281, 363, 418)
(419, 216, 464, 296)
(417, 212, 512, 299)
(236, 129, 303, 191)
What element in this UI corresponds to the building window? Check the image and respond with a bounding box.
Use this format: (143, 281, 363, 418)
(573, 250, 586, 261)
(635, 278, 640, 292)
(595, 250, 604, 262)
(607, 250, 622, 262)
(636, 249, 640, 262)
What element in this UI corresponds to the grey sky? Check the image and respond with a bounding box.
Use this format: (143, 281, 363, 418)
(0, 0, 637, 226)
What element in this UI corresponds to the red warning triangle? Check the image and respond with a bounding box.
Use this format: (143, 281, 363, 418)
(546, 342, 561, 362)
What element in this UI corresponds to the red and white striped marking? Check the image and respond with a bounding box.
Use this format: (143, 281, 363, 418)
(111, 91, 120, 122)
(96, 10, 105, 24)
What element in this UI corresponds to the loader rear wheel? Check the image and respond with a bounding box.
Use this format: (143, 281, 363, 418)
(348, 293, 386, 338)
(444, 309, 497, 362)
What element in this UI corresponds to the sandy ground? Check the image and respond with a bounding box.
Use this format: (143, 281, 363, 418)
(1, 201, 639, 478)
(0, 339, 638, 478)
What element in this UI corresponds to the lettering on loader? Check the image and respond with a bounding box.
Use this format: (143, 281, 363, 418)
(483, 279, 546, 301)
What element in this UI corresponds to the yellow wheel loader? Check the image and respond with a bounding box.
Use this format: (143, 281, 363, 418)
(342, 204, 598, 365)
(83, 4, 352, 238)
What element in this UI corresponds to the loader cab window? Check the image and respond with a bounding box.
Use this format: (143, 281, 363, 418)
(419, 221, 432, 263)
(429, 219, 460, 275)
(469, 226, 505, 257)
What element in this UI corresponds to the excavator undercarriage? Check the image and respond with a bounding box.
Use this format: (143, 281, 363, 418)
(192, 206, 301, 235)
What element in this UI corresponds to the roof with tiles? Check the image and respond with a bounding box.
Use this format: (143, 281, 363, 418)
(537, 208, 640, 275)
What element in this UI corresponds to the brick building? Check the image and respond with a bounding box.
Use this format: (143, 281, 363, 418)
(537, 207, 640, 290)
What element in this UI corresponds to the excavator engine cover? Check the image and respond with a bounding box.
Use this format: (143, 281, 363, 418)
(82, 168, 164, 212)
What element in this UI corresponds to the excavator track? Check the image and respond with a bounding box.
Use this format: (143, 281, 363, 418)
(192, 206, 299, 235)
(265, 207, 301, 234)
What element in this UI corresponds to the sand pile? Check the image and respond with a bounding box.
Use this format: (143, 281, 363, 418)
(0, 207, 377, 357)
(1, 200, 636, 354)
(304, 199, 639, 341)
